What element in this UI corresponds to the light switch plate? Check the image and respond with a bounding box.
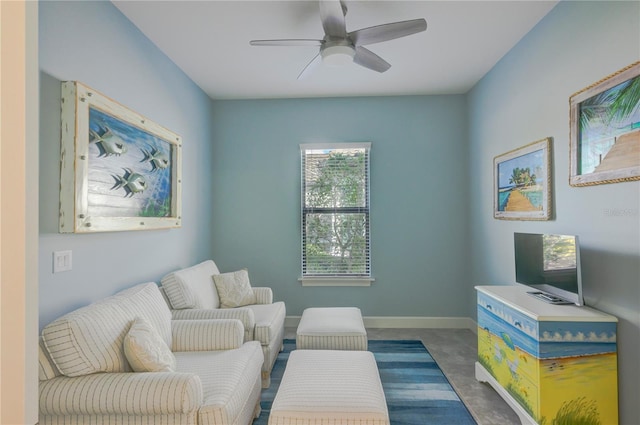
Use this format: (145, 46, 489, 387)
(53, 250, 72, 273)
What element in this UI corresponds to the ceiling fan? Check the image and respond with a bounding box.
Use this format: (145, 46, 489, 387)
(249, 0, 427, 79)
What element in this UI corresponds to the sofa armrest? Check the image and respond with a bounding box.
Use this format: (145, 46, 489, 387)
(171, 307, 255, 340)
(40, 372, 202, 416)
(172, 307, 255, 327)
(252, 287, 273, 304)
(171, 319, 244, 351)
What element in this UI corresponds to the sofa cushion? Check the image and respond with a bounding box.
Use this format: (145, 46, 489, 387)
(42, 297, 132, 377)
(124, 317, 176, 372)
(213, 269, 257, 308)
(161, 260, 221, 310)
(174, 341, 263, 425)
(115, 282, 172, 346)
(41, 282, 170, 377)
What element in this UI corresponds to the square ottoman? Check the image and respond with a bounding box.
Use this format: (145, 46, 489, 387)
(269, 350, 389, 425)
(296, 307, 367, 350)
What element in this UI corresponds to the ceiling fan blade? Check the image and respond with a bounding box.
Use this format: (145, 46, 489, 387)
(250, 39, 323, 47)
(297, 53, 323, 80)
(353, 46, 391, 73)
(350, 18, 427, 46)
(319, 0, 347, 38)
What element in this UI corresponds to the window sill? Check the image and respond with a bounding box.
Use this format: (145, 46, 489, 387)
(299, 277, 375, 287)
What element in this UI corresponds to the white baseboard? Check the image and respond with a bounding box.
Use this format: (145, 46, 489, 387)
(285, 316, 477, 331)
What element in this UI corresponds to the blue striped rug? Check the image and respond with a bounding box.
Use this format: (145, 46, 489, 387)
(255, 339, 477, 425)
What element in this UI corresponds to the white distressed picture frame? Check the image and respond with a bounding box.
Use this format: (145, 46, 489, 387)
(60, 81, 182, 233)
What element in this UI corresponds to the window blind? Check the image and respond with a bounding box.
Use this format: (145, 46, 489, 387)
(300, 143, 371, 277)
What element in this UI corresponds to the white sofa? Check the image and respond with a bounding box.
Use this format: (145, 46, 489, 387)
(160, 260, 286, 388)
(38, 282, 263, 425)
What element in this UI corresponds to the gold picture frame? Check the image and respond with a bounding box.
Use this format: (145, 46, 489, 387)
(494, 138, 553, 221)
(59, 82, 182, 233)
(569, 61, 640, 187)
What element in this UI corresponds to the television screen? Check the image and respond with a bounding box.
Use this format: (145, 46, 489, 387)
(514, 232, 584, 306)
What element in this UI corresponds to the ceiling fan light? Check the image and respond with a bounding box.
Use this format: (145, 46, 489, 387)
(321, 45, 355, 66)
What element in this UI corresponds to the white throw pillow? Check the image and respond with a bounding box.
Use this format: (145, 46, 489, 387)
(213, 269, 257, 308)
(124, 317, 176, 372)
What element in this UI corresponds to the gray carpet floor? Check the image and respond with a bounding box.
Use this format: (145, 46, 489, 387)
(284, 327, 520, 425)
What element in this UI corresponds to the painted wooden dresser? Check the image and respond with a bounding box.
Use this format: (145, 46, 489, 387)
(475, 285, 618, 425)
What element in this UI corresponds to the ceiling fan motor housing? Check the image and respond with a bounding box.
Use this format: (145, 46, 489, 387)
(320, 39, 355, 66)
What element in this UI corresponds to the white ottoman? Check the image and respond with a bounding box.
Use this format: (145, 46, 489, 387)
(269, 350, 389, 425)
(296, 307, 367, 350)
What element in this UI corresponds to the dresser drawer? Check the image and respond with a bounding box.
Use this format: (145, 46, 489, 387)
(478, 291, 540, 353)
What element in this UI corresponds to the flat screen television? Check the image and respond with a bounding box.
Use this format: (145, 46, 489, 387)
(514, 232, 584, 306)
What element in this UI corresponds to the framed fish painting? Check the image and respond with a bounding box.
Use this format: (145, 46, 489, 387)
(59, 81, 182, 233)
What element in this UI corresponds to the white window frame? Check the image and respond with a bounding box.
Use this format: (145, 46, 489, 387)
(299, 142, 374, 287)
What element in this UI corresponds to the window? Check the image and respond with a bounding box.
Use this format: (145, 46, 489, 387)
(300, 143, 372, 286)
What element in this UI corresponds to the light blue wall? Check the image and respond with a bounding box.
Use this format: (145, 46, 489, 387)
(468, 1, 640, 423)
(37, 1, 639, 420)
(38, 1, 215, 328)
(37, 2, 471, 327)
(210, 96, 471, 317)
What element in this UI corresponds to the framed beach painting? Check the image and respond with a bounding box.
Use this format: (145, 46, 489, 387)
(569, 61, 640, 186)
(59, 81, 182, 233)
(494, 138, 552, 221)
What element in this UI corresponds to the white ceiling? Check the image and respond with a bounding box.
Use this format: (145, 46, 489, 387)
(113, 0, 559, 100)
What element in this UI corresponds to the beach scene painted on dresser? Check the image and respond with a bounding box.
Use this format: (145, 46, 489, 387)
(477, 295, 618, 425)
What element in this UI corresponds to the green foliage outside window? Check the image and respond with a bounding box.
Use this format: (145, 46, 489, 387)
(303, 149, 369, 276)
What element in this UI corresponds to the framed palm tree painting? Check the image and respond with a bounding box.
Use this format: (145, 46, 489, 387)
(570, 61, 640, 186)
(494, 138, 552, 221)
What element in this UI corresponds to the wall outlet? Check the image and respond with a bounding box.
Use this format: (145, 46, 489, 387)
(53, 250, 72, 273)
